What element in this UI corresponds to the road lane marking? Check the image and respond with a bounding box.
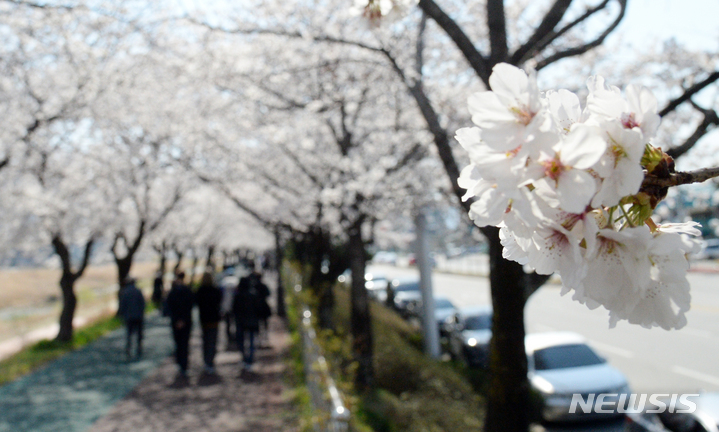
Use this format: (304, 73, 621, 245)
(587, 339, 635, 358)
(672, 366, 719, 386)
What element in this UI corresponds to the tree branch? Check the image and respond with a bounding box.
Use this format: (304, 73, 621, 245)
(487, 0, 508, 65)
(510, 0, 574, 65)
(659, 71, 719, 117)
(535, 0, 626, 71)
(666, 104, 719, 159)
(51, 234, 72, 276)
(74, 237, 95, 281)
(417, 0, 491, 85)
(642, 167, 719, 188)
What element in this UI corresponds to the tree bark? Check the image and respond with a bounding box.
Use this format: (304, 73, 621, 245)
(349, 215, 373, 391)
(484, 226, 530, 432)
(206, 245, 216, 273)
(52, 235, 94, 342)
(57, 278, 77, 342)
(274, 228, 287, 318)
(173, 245, 184, 275)
(155, 241, 168, 276)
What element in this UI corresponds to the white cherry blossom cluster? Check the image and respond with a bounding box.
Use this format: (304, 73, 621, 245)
(457, 63, 702, 330)
(351, 0, 418, 23)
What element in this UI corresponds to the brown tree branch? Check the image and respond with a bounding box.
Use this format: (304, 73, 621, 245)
(535, 0, 626, 71)
(659, 71, 719, 117)
(519, 0, 611, 64)
(643, 167, 719, 188)
(487, 0, 508, 64)
(510, 0, 574, 64)
(75, 237, 95, 281)
(417, 0, 491, 85)
(666, 105, 719, 159)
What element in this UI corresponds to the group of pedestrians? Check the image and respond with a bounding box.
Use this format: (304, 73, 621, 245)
(164, 267, 272, 376)
(117, 265, 272, 377)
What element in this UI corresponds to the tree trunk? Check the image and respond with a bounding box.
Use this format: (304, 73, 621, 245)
(116, 256, 133, 292)
(206, 245, 216, 273)
(52, 235, 93, 342)
(190, 252, 200, 284)
(274, 228, 287, 318)
(157, 241, 167, 276)
(173, 247, 184, 275)
(484, 227, 530, 432)
(57, 278, 77, 342)
(349, 217, 373, 391)
(309, 229, 335, 330)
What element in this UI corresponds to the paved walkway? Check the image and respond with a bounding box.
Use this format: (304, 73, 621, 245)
(0, 313, 174, 432)
(0, 309, 298, 431)
(89, 316, 297, 432)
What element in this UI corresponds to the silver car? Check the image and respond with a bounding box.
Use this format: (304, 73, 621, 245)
(526, 332, 631, 422)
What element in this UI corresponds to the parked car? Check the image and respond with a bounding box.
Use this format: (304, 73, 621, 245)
(447, 305, 493, 368)
(695, 239, 719, 260)
(365, 273, 389, 303)
(390, 278, 422, 318)
(432, 297, 459, 337)
(626, 410, 672, 432)
(526, 332, 631, 423)
(372, 251, 398, 265)
(658, 392, 719, 432)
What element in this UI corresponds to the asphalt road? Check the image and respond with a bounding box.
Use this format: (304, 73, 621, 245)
(367, 263, 719, 395)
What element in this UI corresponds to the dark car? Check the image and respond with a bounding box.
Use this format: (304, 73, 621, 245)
(448, 305, 493, 367)
(390, 278, 422, 318)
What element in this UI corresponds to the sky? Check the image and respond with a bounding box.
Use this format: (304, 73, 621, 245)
(615, 0, 719, 51)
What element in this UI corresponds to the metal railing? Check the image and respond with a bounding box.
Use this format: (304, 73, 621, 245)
(295, 284, 350, 432)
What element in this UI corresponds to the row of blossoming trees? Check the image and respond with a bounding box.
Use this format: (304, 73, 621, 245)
(1, 0, 718, 430)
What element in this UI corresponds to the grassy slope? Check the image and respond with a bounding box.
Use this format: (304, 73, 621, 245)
(323, 286, 485, 432)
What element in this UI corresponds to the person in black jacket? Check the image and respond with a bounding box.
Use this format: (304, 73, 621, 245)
(166, 271, 194, 376)
(195, 271, 222, 374)
(118, 277, 145, 359)
(233, 270, 267, 369)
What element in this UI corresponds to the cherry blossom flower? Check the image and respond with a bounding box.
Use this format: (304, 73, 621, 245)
(467, 64, 550, 152)
(530, 124, 606, 213)
(457, 63, 702, 330)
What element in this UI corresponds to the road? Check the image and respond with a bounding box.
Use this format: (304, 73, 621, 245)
(367, 263, 719, 395)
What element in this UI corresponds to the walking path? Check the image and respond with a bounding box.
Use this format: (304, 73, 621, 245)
(0, 313, 174, 432)
(89, 316, 297, 432)
(0, 289, 298, 431)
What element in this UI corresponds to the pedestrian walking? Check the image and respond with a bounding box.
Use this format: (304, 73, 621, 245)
(166, 271, 194, 376)
(232, 269, 267, 369)
(151, 271, 164, 310)
(256, 272, 272, 348)
(195, 271, 222, 374)
(118, 277, 145, 359)
(220, 272, 238, 349)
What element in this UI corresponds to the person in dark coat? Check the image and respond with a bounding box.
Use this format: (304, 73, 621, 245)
(166, 271, 194, 376)
(118, 277, 145, 359)
(151, 271, 164, 310)
(195, 271, 222, 374)
(256, 273, 272, 348)
(233, 270, 267, 369)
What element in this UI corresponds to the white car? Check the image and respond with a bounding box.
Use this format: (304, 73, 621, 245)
(526, 332, 631, 422)
(364, 273, 389, 302)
